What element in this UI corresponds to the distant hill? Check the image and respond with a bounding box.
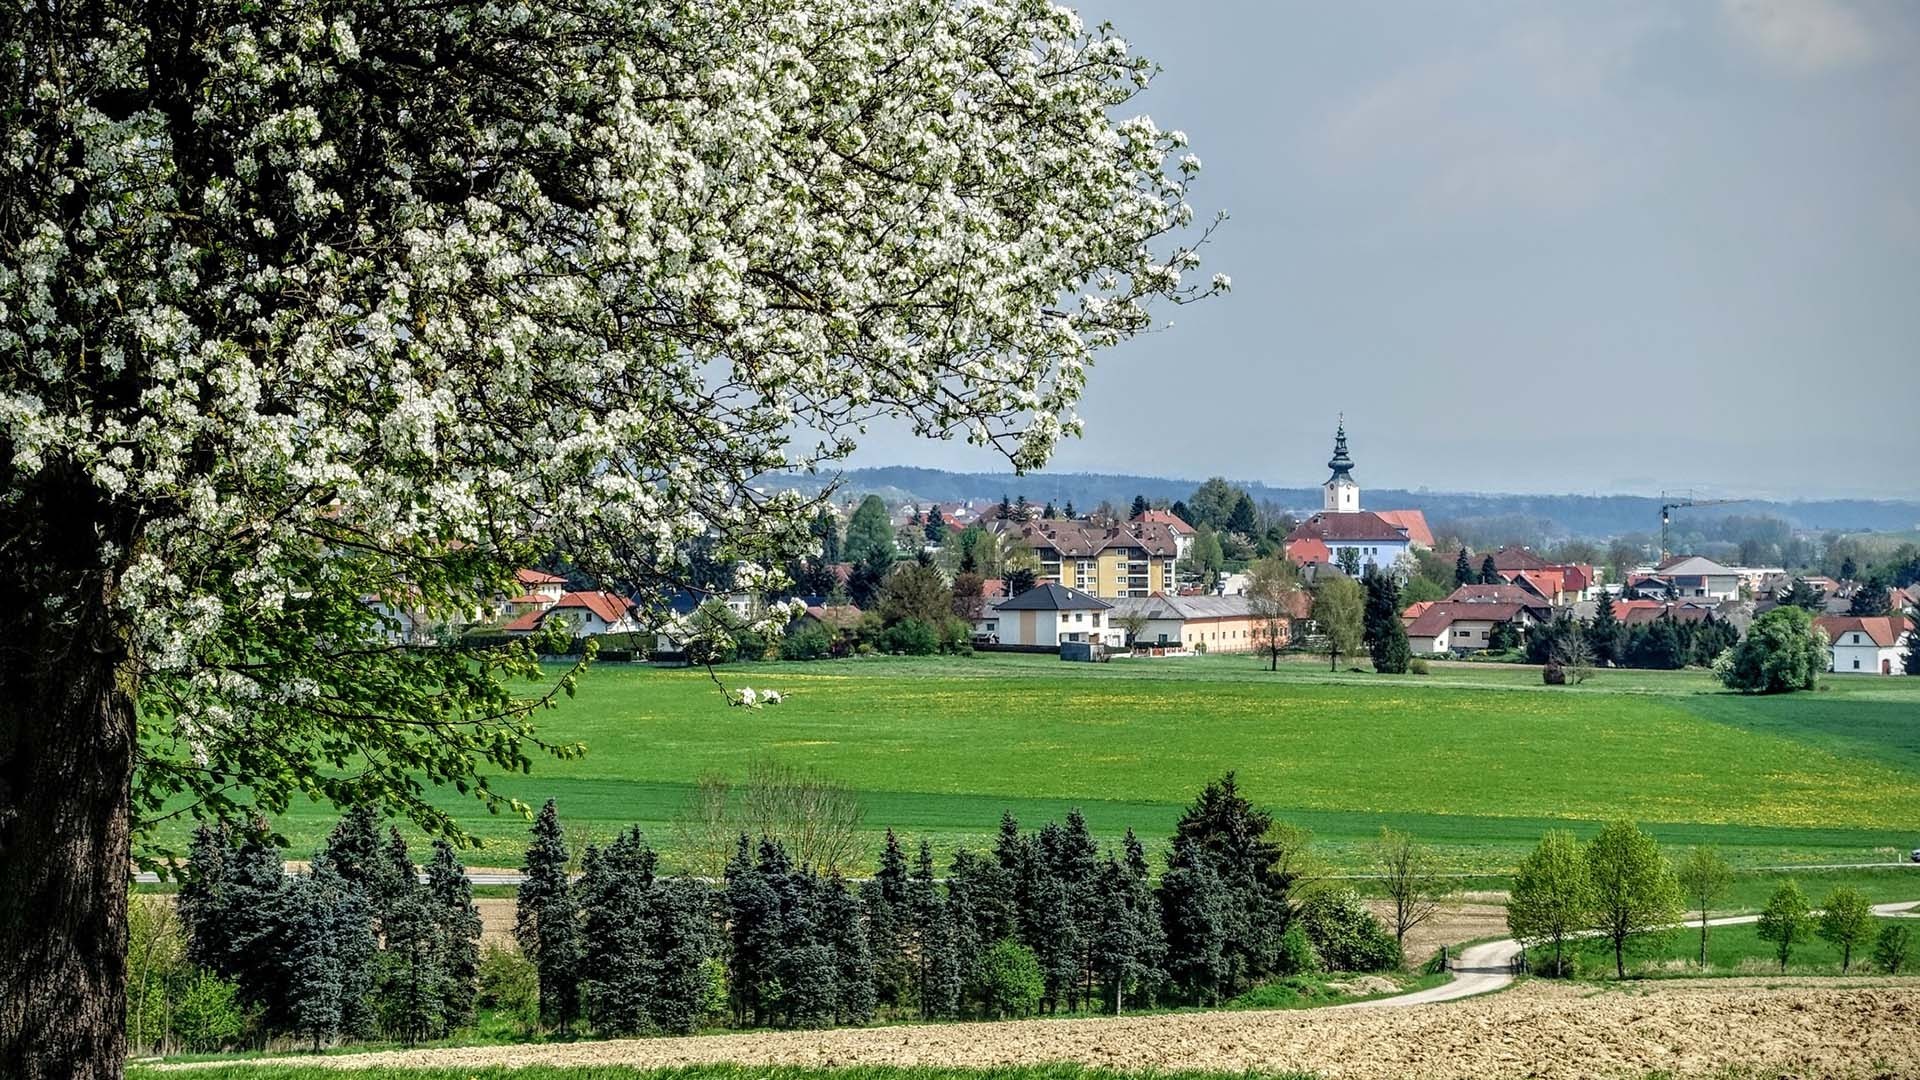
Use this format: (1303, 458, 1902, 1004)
(762, 466, 1920, 540)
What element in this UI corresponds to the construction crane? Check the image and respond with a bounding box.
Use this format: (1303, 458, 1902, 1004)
(1659, 491, 1748, 560)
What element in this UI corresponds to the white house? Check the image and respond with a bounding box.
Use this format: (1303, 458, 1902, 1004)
(975, 583, 1121, 648)
(1814, 615, 1912, 676)
(1640, 556, 1742, 602)
(1404, 601, 1548, 655)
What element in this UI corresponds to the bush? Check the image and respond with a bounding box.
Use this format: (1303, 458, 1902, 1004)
(172, 969, 249, 1052)
(781, 623, 834, 661)
(937, 616, 975, 656)
(476, 943, 540, 1034)
(1408, 658, 1430, 675)
(878, 617, 939, 656)
(1876, 923, 1913, 974)
(977, 938, 1044, 1019)
(1542, 661, 1566, 685)
(1294, 888, 1402, 973)
(1275, 923, 1323, 976)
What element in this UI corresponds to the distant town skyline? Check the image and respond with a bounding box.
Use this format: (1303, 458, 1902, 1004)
(850, 0, 1920, 500)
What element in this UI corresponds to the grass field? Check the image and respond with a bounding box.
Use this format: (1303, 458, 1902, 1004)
(157, 652, 1920, 874)
(1528, 917, 1913, 978)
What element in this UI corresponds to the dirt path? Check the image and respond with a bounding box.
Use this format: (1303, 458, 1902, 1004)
(169, 978, 1920, 1079)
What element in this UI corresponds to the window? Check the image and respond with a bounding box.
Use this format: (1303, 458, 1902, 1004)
(1854, 634, 1863, 644)
(1074, 612, 1084, 623)
(1852, 659, 1861, 670)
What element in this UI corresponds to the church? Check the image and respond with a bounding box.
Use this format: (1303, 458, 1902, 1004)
(1283, 418, 1433, 579)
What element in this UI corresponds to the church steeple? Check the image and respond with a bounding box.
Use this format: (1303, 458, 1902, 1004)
(1323, 415, 1360, 512)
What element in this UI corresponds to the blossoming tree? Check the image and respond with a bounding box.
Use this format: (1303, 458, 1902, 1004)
(0, 0, 1219, 1073)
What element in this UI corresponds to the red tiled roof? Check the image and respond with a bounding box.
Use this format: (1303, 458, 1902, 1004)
(1287, 511, 1411, 544)
(1402, 600, 1435, 622)
(802, 604, 863, 629)
(551, 590, 634, 624)
(1814, 615, 1912, 648)
(1618, 604, 1715, 626)
(1006, 520, 1180, 558)
(980, 578, 1007, 599)
(1284, 537, 1331, 566)
(1406, 601, 1532, 638)
(1447, 584, 1538, 605)
(515, 568, 568, 586)
(502, 609, 545, 633)
(1481, 546, 1549, 572)
(1372, 509, 1434, 548)
(1135, 509, 1196, 535)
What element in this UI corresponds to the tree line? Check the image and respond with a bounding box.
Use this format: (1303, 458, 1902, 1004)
(158, 774, 1410, 1053)
(1507, 822, 1912, 978)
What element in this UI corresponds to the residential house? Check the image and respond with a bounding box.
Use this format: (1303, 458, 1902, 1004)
(1815, 615, 1912, 676)
(1639, 555, 1742, 602)
(991, 519, 1180, 598)
(1405, 601, 1547, 655)
(1135, 509, 1198, 560)
(974, 583, 1119, 647)
(504, 590, 641, 636)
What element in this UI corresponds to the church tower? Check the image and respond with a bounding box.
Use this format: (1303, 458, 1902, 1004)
(1323, 416, 1359, 512)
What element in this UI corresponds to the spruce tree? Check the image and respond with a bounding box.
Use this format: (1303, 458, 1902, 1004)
(909, 839, 958, 1018)
(1906, 626, 1920, 676)
(1362, 569, 1410, 673)
(859, 830, 914, 1008)
(942, 848, 990, 1017)
(1130, 495, 1150, 520)
(1170, 499, 1192, 526)
(372, 829, 441, 1044)
(1849, 582, 1891, 616)
(424, 840, 481, 1035)
(1063, 499, 1077, 519)
(283, 867, 377, 1051)
(580, 827, 658, 1035)
(177, 824, 236, 976)
(645, 877, 719, 1034)
(1454, 548, 1474, 588)
(767, 845, 836, 1028)
(1226, 493, 1258, 537)
(1041, 500, 1058, 519)
(1588, 589, 1620, 665)
(824, 873, 876, 1025)
(1480, 555, 1500, 585)
(314, 805, 389, 898)
(1122, 829, 1166, 1003)
(1014, 494, 1031, 519)
(1158, 834, 1228, 1004)
(723, 834, 779, 1026)
(516, 800, 582, 1029)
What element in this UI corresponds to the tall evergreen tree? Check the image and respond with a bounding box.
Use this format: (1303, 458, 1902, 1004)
(1014, 494, 1031, 519)
(1907, 626, 1920, 676)
(1130, 495, 1150, 520)
(1588, 589, 1620, 665)
(424, 840, 481, 1035)
(373, 829, 441, 1044)
(1170, 499, 1193, 526)
(1063, 499, 1077, 519)
(1479, 555, 1500, 585)
(1226, 493, 1258, 537)
(1158, 834, 1228, 1004)
(823, 873, 876, 1025)
(860, 830, 914, 1008)
(1848, 583, 1891, 616)
(313, 805, 392, 899)
(645, 878, 719, 1034)
(283, 867, 377, 1051)
(907, 839, 958, 1018)
(516, 800, 581, 1029)
(723, 834, 780, 1026)
(942, 847, 992, 1017)
(1454, 547, 1474, 587)
(1362, 569, 1411, 673)
(812, 507, 842, 565)
(578, 828, 656, 1035)
(1172, 774, 1295, 993)
(1041, 500, 1058, 519)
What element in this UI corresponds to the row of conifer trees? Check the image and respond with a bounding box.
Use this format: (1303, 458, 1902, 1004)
(177, 807, 482, 1049)
(174, 773, 1401, 1047)
(514, 773, 1401, 1034)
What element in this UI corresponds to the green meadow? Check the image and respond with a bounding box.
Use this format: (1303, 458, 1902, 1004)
(164, 653, 1920, 874)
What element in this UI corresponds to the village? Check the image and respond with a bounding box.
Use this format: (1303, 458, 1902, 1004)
(416, 420, 1918, 680)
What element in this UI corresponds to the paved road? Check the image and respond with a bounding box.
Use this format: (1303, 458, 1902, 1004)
(1341, 897, 1920, 1011)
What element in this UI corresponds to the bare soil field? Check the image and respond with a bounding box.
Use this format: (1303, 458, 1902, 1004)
(194, 977, 1920, 1079)
(1364, 893, 1509, 965)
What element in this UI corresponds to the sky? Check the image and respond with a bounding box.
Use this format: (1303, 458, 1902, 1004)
(850, 0, 1920, 500)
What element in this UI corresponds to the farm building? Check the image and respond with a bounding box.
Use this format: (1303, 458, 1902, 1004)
(1814, 615, 1912, 676)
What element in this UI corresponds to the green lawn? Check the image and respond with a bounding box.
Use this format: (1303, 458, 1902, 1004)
(154, 652, 1920, 874)
(1528, 917, 1913, 978)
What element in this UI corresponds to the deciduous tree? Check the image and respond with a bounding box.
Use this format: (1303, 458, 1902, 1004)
(0, 3, 1218, 1069)
(1374, 828, 1446, 950)
(1757, 881, 1811, 972)
(1817, 886, 1873, 973)
(1585, 821, 1678, 979)
(1507, 830, 1592, 977)
(1312, 576, 1366, 671)
(1246, 555, 1304, 671)
(1674, 847, 1731, 968)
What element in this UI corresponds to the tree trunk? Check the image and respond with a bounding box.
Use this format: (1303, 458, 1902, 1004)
(1698, 916, 1708, 967)
(0, 619, 135, 1079)
(0, 463, 136, 1080)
